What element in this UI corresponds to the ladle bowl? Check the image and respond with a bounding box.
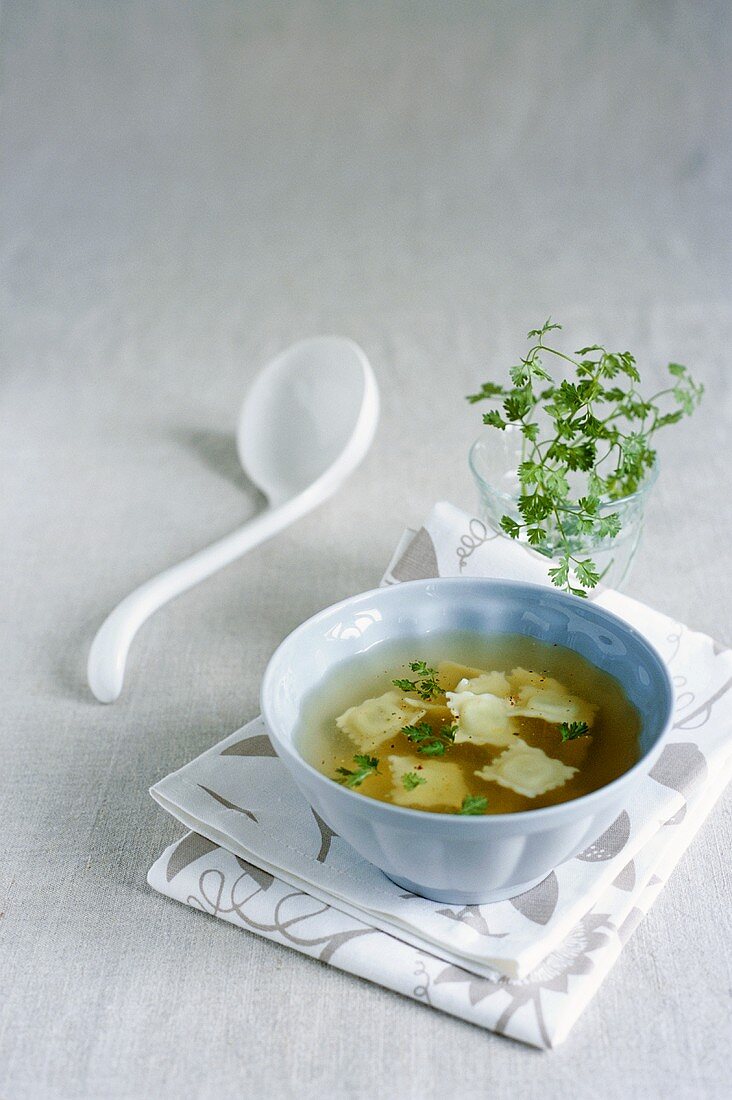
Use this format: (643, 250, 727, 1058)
(87, 336, 379, 703)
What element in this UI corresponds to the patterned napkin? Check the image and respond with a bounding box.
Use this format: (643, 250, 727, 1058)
(148, 502, 732, 1048)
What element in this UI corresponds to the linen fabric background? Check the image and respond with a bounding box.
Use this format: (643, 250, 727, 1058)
(2, 2, 731, 1097)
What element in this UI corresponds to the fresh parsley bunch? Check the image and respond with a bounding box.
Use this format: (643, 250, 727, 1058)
(468, 319, 703, 596)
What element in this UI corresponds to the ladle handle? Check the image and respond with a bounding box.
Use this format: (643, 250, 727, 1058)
(87, 500, 304, 703)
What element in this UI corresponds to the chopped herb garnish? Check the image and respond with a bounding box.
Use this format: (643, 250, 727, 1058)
(392, 661, 442, 700)
(402, 721, 456, 756)
(401, 721, 433, 743)
(402, 772, 427, 791)
(335, 754, 379, 788)
(417, 740, 448, 756)
(459, 795, 489, 815)
(560, 721, 590, 742)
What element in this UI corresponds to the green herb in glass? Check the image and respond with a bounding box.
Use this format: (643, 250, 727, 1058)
(468, 319, 703, 596)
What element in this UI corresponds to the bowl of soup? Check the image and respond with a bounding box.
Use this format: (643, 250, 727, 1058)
(260, 578, 673, 904)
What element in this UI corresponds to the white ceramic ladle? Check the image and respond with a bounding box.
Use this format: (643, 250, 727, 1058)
(87, 336, 379, 703)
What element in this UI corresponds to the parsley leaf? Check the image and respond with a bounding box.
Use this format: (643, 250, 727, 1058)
(402, 772, 426, 791)
(392, 661, 442, 701)
(560, 721, 590, 742)
(402, 721, 456, 755)
(466, 381, 505, 403)
(483, 409, 507, 430)
(417, 740, 447, 756)
(401, 722, 433, 743)
(574, 559, 600, 589)
(335, 754, 379, 787)
(500, 515, 521, 539)
(459, 795, 489, 815)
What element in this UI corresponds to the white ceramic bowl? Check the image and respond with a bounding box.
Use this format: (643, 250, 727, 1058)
(260, 578, 674, 904)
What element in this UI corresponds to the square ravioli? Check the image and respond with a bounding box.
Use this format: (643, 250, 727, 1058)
(446, 689, 516, 746)
(436, 660, 488, 692)
(389, 755, 469, 810)
(336, 690, 425, 753)
(475, 740, 577, 798)
(455, 670, 511, 697)
(509, 667, 597, 728)
(300, 641, 641, 819)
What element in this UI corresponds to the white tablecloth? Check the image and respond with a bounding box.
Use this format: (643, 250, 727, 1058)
(2, 2, 731, 1096)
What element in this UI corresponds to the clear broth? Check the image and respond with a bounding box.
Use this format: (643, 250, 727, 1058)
(298, 632, 642, 814)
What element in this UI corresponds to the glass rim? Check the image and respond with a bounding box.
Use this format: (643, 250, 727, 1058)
(468, 434, 660, 509)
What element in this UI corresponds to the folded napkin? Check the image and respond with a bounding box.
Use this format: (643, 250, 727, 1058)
(148, 502, 732, 1048)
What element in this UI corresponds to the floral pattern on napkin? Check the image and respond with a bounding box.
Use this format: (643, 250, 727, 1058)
(149, 746, 730, 1048)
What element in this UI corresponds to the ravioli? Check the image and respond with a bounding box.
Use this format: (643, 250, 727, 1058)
(408, 698, 454, 723)
(509, 667, 560, 692)
(336, 691, 426, 752)
(475, 740, 578, 798)
(508, 667, 597, 728)
(302, 641, 641, 818)
(446, 665, 596, 748)
(456, 670, 512, 698)
(436, 661, 487, 692)
(388, 756, 469, 810)
(446, 689, 516, 747)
